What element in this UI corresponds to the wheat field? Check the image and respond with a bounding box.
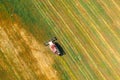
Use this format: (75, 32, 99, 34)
(0, 0, 120, 80)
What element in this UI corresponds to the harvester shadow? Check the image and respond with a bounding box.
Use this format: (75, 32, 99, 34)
(54, 42, 65, 56)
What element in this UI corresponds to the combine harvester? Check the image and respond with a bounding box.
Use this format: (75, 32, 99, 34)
(44, 37, 61, 55)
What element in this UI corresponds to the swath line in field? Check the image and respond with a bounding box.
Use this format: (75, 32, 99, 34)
(32, 0, 82, 79)
(77, 0, 119, 63)
(47, 1, 108, 80)
(46, 1, 92, 80)
(84, 0, 119, 62)
(32, 0, 120, 79)
(79, 2, 120, 79)
(80, 2, 120, 79)
(60, 1, 96, 80)
(54, 0, 119, 79)
(61, 1, 115, 79)
(39, 0, 88, 79)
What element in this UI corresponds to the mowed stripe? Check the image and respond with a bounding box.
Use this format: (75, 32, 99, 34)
(32, 0, 92, 79)
(46, 0, 118, 79)
(32, 0, 79, 80)
(32, 0, 120, 80)
(46, 1, 96, 80)
(47, 0, 107, 77)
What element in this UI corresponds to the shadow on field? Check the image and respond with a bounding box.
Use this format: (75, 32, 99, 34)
(54, 42, 65, 56)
